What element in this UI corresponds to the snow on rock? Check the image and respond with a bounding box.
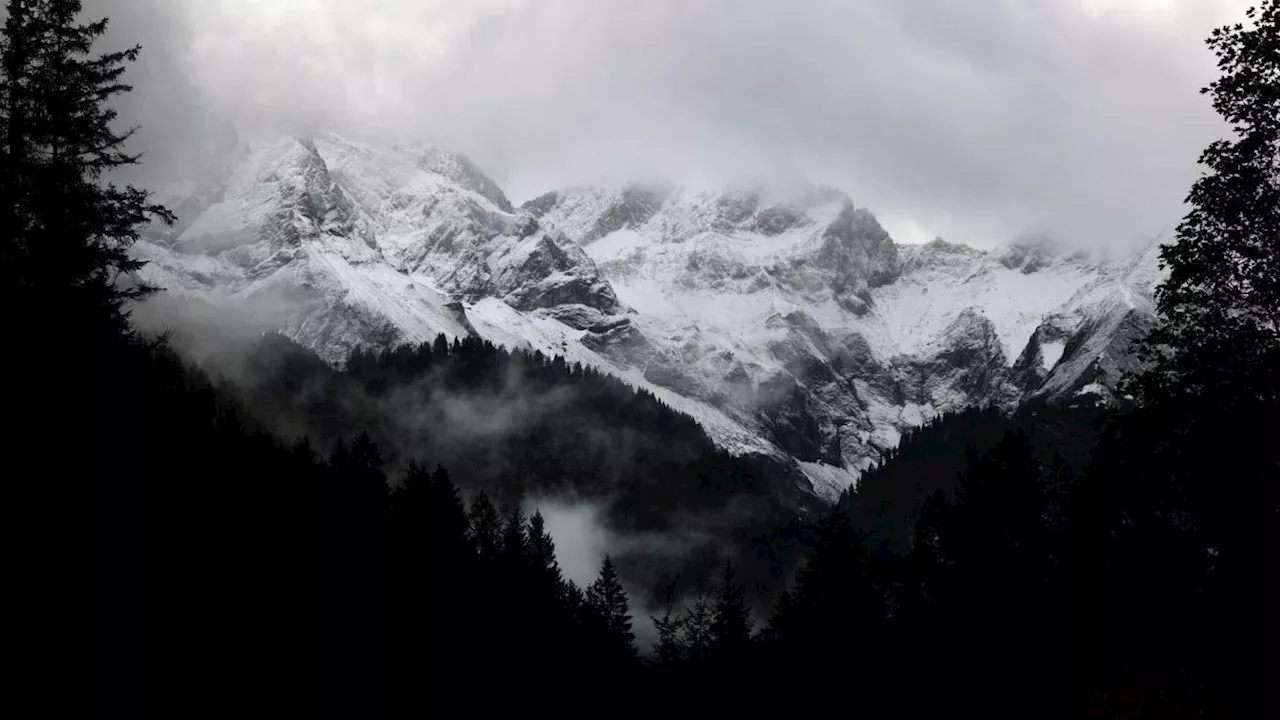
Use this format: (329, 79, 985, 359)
(534, 183, 1164, 473)
(797, 461, 861, 503)
(135, 135, 1165, 503)
(463, 297, 777, 457)
(1040, 341, 1066, 371)
(137, 134, 624, 364)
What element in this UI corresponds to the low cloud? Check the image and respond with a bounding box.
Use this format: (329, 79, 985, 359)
(85, 0, 1248, 251)
(530, 497, 708, 651)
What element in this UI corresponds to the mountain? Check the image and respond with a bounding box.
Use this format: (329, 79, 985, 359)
(134, 133, 1163, 501)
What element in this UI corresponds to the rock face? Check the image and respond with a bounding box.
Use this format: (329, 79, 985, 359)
(524, 185, 1162, 488)
(136, 135, 1164, 501)
(137, 135, 624, 364)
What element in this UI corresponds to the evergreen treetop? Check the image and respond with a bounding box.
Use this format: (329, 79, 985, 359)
(709, 560, 753, 654)
(1, 0, 173, 337)
(588, 556, 636, 659)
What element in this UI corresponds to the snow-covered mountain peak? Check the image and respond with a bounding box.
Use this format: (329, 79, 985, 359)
(135, 136, 1165, 502)
(532, 181, 1161, 460)
(389, 140, 514, 213)
(991, 234, 1071, 273)
(136, 134, 629, 365)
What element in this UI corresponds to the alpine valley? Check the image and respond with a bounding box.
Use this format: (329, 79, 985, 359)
(135, 133, 1163, 503)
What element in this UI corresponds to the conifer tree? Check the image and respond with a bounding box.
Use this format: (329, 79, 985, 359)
(389, 461, 430, 551)
(428, 465, 472, 562)
(467, 491, 502, 563)
(500, 505, 528, 564)
(588, 555, 636, 660)
(561, 579, 590, 625)
(761, 588, 795, 643)
(772, 510, 880, 647)
(336, 432, 388, 515)
(651, 586, 687, 665)
(709, 559, 753, 655)
(432, 333, 450, 359)
(0, 0, 173, 337)
(498, 503, 529, 629)
(525, 511, 563, 601)
(681, 584, 715, 662)
(526, 512, 557, 574)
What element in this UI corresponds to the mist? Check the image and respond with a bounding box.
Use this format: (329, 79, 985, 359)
(531, 496, 752, 652)
(129, 289, 798, 629)
(84, 0, 1248, 250)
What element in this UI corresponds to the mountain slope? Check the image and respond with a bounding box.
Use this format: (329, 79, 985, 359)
(135, 136, 1162, 501)
(526, 185, 1162, 481)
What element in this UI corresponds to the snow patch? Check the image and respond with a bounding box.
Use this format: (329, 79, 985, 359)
(863, 260, 1095, 362)
(1040, 340, 1066, 370)
(1076, 382, 1108, 397)
(797, 461, 860, 503)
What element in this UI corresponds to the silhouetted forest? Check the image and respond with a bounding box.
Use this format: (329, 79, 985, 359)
(208, 331, 817, 607)
(2, 1, 1274, 718)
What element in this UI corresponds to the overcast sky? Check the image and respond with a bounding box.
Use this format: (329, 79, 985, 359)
(88, 0, 1250, 249)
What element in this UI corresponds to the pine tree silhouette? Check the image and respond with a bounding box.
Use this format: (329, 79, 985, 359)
(709, 559, 752, 657)
(500, 505, 528, 566)
(428, 464, 473, 564)
(681, 583, 715, 663)
(1, 0, 173, 339)
(588, 556, 636, 662)
(651, 585, 687, 666)
(467, 491, 502, 564)
(526, 510, 563, 603)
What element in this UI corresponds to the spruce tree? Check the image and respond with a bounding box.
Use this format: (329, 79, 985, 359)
(561, 579, 590, 626)
(428, 465, 472, 563)
(500, 505, 528, 565)
(651, 586, 687, 666)
(467, 491, 502, 563)
(336, 432, 388, 515)
(389, 461, 430, 553)
(0, 0, 173, 337)
(432, 333, 450, 359)
(709, 559, 753, 655)
(681, 583, 715, 662)
(525, 511, 563, 602)
(526, 512, 558, 575)
(762, 588, 795, 644)
(587, 555, 636, 661)
(772, 510, 879, 648)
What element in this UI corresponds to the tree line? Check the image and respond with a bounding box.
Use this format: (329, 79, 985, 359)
(2, 1, 1275, 717)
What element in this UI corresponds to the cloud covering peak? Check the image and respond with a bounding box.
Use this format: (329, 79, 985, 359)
(93, 0, 1246, 249)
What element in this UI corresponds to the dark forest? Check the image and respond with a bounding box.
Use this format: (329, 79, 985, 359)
(1, 1, 1275, 717)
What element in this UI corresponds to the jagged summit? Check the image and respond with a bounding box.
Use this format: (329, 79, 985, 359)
(135, 133, 1163, 501)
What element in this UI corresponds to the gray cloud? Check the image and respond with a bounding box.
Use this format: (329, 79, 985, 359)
(88, 0, 1246, 248)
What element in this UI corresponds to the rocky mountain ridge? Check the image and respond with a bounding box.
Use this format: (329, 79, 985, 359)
(134, 133, 1163, 500)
